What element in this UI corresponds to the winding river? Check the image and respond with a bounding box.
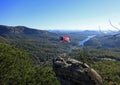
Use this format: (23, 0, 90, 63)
(79, 35, 96, 46)
(69, 35, 96, 54)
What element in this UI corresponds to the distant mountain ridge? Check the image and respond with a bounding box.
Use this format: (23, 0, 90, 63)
(0, 25, 41, 34)
(49, 30, 101, 36)
(0, 25, 58, 40)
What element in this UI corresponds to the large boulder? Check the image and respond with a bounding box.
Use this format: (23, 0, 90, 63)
(53, 57, 103, 85)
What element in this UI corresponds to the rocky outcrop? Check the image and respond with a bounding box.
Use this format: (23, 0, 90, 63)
(53, 57, 103, 85)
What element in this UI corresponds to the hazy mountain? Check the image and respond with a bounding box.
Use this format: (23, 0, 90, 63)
(49, 30, 101, 36)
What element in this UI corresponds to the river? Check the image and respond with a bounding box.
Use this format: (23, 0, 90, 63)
(79, 35, 96, 46)
(69, 35, 96, 54)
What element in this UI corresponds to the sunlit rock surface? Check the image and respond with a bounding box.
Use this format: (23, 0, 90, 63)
(53, 57, 103, 85)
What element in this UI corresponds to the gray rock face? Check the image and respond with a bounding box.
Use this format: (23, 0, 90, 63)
(53, 57, 103, 85)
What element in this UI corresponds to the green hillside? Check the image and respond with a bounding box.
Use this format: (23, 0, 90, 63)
(0, 36, 9, 44)
(85, 35, 120, 48)
(0, 43, 60, 85)
(0, 25, 70, 65)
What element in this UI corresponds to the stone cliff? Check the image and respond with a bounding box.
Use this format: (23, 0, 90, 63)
(53, 57, 103, 85)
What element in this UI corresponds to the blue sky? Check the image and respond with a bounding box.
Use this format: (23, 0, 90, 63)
(0, 0, 120, 30)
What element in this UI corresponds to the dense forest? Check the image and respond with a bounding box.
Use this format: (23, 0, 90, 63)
(0, 25, 120, 85)
(0, 43, 60, 85)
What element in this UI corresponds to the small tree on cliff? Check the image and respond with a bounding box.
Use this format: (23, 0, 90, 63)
(78, 50, 87, 64)
(78, 47, 92, 64)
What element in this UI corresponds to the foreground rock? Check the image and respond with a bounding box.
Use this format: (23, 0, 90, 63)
(53, 57, 103, 85)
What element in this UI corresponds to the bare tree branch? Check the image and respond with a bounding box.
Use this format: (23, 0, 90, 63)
(109, 20, 120, 31)
(98, 26, 111, 38)
(98, 20, 120, 39)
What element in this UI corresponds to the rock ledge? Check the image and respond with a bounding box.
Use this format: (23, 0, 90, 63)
(53, 57, 103, 85)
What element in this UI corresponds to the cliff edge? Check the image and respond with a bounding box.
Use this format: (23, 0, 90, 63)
(53, 57, 103, 85)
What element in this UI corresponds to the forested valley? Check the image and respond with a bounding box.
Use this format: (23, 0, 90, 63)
(0, 25, 120, 85)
